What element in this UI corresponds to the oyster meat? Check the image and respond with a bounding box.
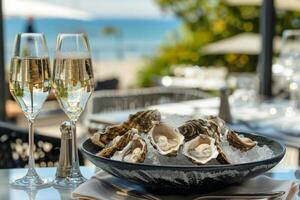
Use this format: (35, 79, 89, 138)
(182, 135, 219, 164)
(97, 129, 137, 158)
(178, 119, 221, 142)
(111, 134, 147, 163)
(91, 110, 161, 147)
(148, 122, 184, 156)
(227, 130, 256, 151)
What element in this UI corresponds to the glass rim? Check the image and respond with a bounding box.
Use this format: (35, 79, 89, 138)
(16, 32, 45, 37)
(57, 33, 88, 38)
(55, 33, 90, 53)
(13, 32, 49, 57)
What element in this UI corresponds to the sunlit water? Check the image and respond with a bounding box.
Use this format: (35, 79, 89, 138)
(4, 18, 180, 64)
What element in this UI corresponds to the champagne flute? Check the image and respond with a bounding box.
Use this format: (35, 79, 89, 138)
(52, 33, 94, 187)
(9, 33, 51, 188)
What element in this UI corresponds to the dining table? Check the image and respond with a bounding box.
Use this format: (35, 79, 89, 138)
(0, 166, 299, 200)
(0, 167, 96, 200)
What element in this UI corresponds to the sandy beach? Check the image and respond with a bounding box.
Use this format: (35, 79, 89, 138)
(93, 57, 145, 89)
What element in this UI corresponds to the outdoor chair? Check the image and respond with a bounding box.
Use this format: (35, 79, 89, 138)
(0, 121, 83, 169)
(95, 78, 119, 91)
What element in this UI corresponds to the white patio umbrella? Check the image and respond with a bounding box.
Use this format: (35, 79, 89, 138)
(224, 0, 300, 12)
(201, 33, 282, 55)
(3, 0, 93, 20)
(32, 0, 172, 19)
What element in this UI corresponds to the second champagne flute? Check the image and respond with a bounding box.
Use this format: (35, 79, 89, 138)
(52, 33, 95, 187)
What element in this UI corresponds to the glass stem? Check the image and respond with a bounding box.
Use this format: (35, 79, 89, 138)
(290, 79, 296, 108)
(65, 119, 86, 185)
(70, 120, 80, 170)
(27, 119, 37, 176)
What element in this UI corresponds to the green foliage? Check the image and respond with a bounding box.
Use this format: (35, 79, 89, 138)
(11, 82, 24, 97)
(139, 0, 300, 87)
(101, 26, 121, 37)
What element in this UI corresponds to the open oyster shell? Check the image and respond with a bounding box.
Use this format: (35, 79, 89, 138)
(91, 124, 130, 148)
(91, 110, 161, 147)
(148, 122, 184, 156)
(227, 130, 256, 151)
(96, 129, 137, 158)
(126, 109, 161, 132)
(182, 135, 219, 164)
(206, 115, 229, 137)
(90, 132, 104, 147)
(216, 145, 231, 164)
(111, 134, 147, 163)
(178, 118, 221, 142)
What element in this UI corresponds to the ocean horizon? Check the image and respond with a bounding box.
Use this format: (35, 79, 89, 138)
(4, 17, 180, 64)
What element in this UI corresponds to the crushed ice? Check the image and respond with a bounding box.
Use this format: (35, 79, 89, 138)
(143, 132, 274, 166)
(220, 139, 274, 164)
(142, 115, 275, 166)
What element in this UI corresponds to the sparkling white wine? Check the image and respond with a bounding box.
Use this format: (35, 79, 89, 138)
(9, 57, 51, 120)
(53, 53, 94, 121)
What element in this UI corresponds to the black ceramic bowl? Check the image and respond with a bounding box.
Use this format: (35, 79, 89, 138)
(81, 132, 285, 194)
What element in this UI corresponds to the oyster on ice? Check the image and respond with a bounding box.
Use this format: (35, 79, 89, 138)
(148, 122, 184, 156)
(227, 130, 256, 151)
(90, 131, 104, 147)
(178, 119, 221, 142)
(91, 110, 161, 147)
(91, 124, 129, 148)
(206, 115, 229, 137)
(182, 135, 219, 164)
(111, 134, 147, 163)
(216, 145, 231, 164)
(96, 129, 137, 158)
(126, 109, 161, 132)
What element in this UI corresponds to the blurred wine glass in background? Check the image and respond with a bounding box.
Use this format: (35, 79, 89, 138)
(230, 73, 258, 107)
(279, 30, 300, 116)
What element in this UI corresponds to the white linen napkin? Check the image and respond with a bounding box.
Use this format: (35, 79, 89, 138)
(72, 171, 299, 200)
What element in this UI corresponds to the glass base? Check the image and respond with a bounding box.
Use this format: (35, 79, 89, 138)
(53, 170, 87, 189)
(53, 176, 87, 189)
(285, 106, 298, 117)
(11, 174, 51, 189)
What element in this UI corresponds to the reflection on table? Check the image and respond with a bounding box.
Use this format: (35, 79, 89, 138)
(0, 167, 95, 200)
